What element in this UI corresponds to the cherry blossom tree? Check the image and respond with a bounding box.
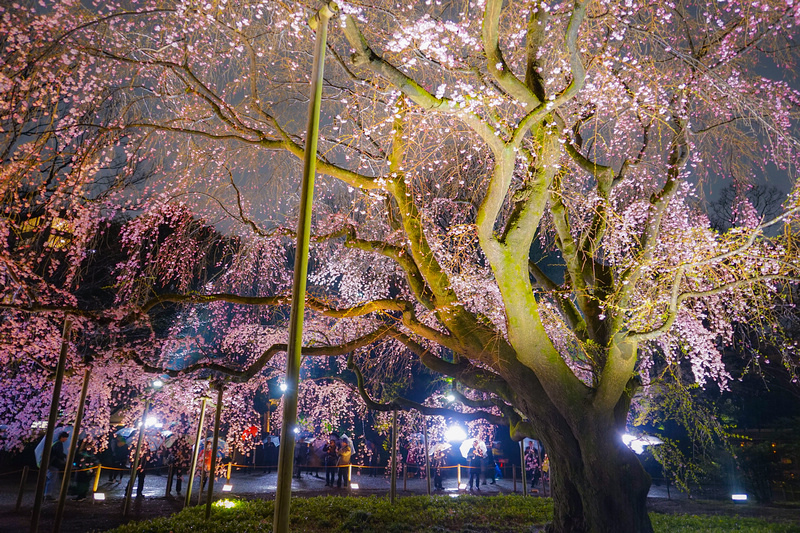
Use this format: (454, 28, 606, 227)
(3, 1, 800, 532)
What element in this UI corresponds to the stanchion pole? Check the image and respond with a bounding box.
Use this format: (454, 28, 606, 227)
(226, 462, 232, 482)
(403, 463, 407, 491)
(204, 384, 224, 520)
(31, 318, 72, 533)
(92, 466, 102, 492)
(513, 464, 517, 492)
(457, 464, 461, 487)
(185, 396, 208, 508)
(348, 464, 352, 485)
(16, 466, 29, 511)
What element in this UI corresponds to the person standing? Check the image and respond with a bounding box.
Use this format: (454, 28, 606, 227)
(483, 440, 496, 485)
(365, 439, 379, 477)
(525, 441, 541, 489)
(467, 440, 482, 491)
(74, 442, 98, 501)
(44, 432, 69, 499)
(336, 439, 351, 488)
(264, 438, 278, 474)
(432, 449, 446, 490)
(323, 439, 337, 487)
(111, 436, 128, 484)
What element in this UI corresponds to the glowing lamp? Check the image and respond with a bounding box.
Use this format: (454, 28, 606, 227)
(444, 425, 467, 442)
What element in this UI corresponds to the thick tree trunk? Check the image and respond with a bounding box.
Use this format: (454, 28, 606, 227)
(541, 420, 653, 533)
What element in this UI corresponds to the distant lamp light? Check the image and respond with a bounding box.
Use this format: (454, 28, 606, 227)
(152, 379, 164, 388)
(222, 484, 233, 492)
(293, 427, 300, 434)
(279, 383, 288, 392)
(145, 416, 162, 428)
(731, 493, 748, 502)
(445, 393, 455, 402)
(444, 425, 467, 442)
(93, 492, 106, 501)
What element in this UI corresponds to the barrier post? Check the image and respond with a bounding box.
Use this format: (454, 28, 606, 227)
(513, 464, 517, 492)
(93, 466, 102, 492)
(457, 464, 461, 487)
(16, 466, 29, 511)
(348, 464, 352, 485)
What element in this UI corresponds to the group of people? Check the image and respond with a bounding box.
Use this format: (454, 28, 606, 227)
(44, 432, 100, 502)
(524, 440, 549, 490)
(466, 439, 499, 491)
(292, 434, 354, 488)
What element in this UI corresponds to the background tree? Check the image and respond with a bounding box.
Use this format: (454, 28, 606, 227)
(3, 1, 800, 533)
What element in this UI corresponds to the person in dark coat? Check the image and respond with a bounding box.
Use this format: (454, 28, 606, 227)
(74, 442, 98, 501)
(432, 449, 446, 490)
(323, 439, 337, 487)
(483, 441, 496, 485)
(365, 439, 379, 477)
(264, 438, 278, 474)
(467, 440, 482, 491)
(110, 437, 128, 483)
(45, 432, 69, 498)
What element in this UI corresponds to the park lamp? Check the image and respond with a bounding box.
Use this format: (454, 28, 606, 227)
(93, 492, 105, 501)
(279, 382, 288, 392)
(444, 425, 466, 442)
(731, 493, 748, 502)
(445, 393, 456, 403)
(152, 379, 164, 389)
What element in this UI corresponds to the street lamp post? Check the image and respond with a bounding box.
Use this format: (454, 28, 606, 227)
(273, 3, 339, 533)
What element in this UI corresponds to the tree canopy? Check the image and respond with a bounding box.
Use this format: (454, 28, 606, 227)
(2, 1, 800, 531)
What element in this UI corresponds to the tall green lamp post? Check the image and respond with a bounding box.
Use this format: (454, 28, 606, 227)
(273, 3, 339, 532)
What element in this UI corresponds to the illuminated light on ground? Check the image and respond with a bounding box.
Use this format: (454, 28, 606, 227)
(93, 493, 105, 501)
(349, 483, 359, 489)
(214, 499, 238, 508)
(458, 483, 467, 490)
(731, 494, 748, 502)
(222, 484, 233, 492)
